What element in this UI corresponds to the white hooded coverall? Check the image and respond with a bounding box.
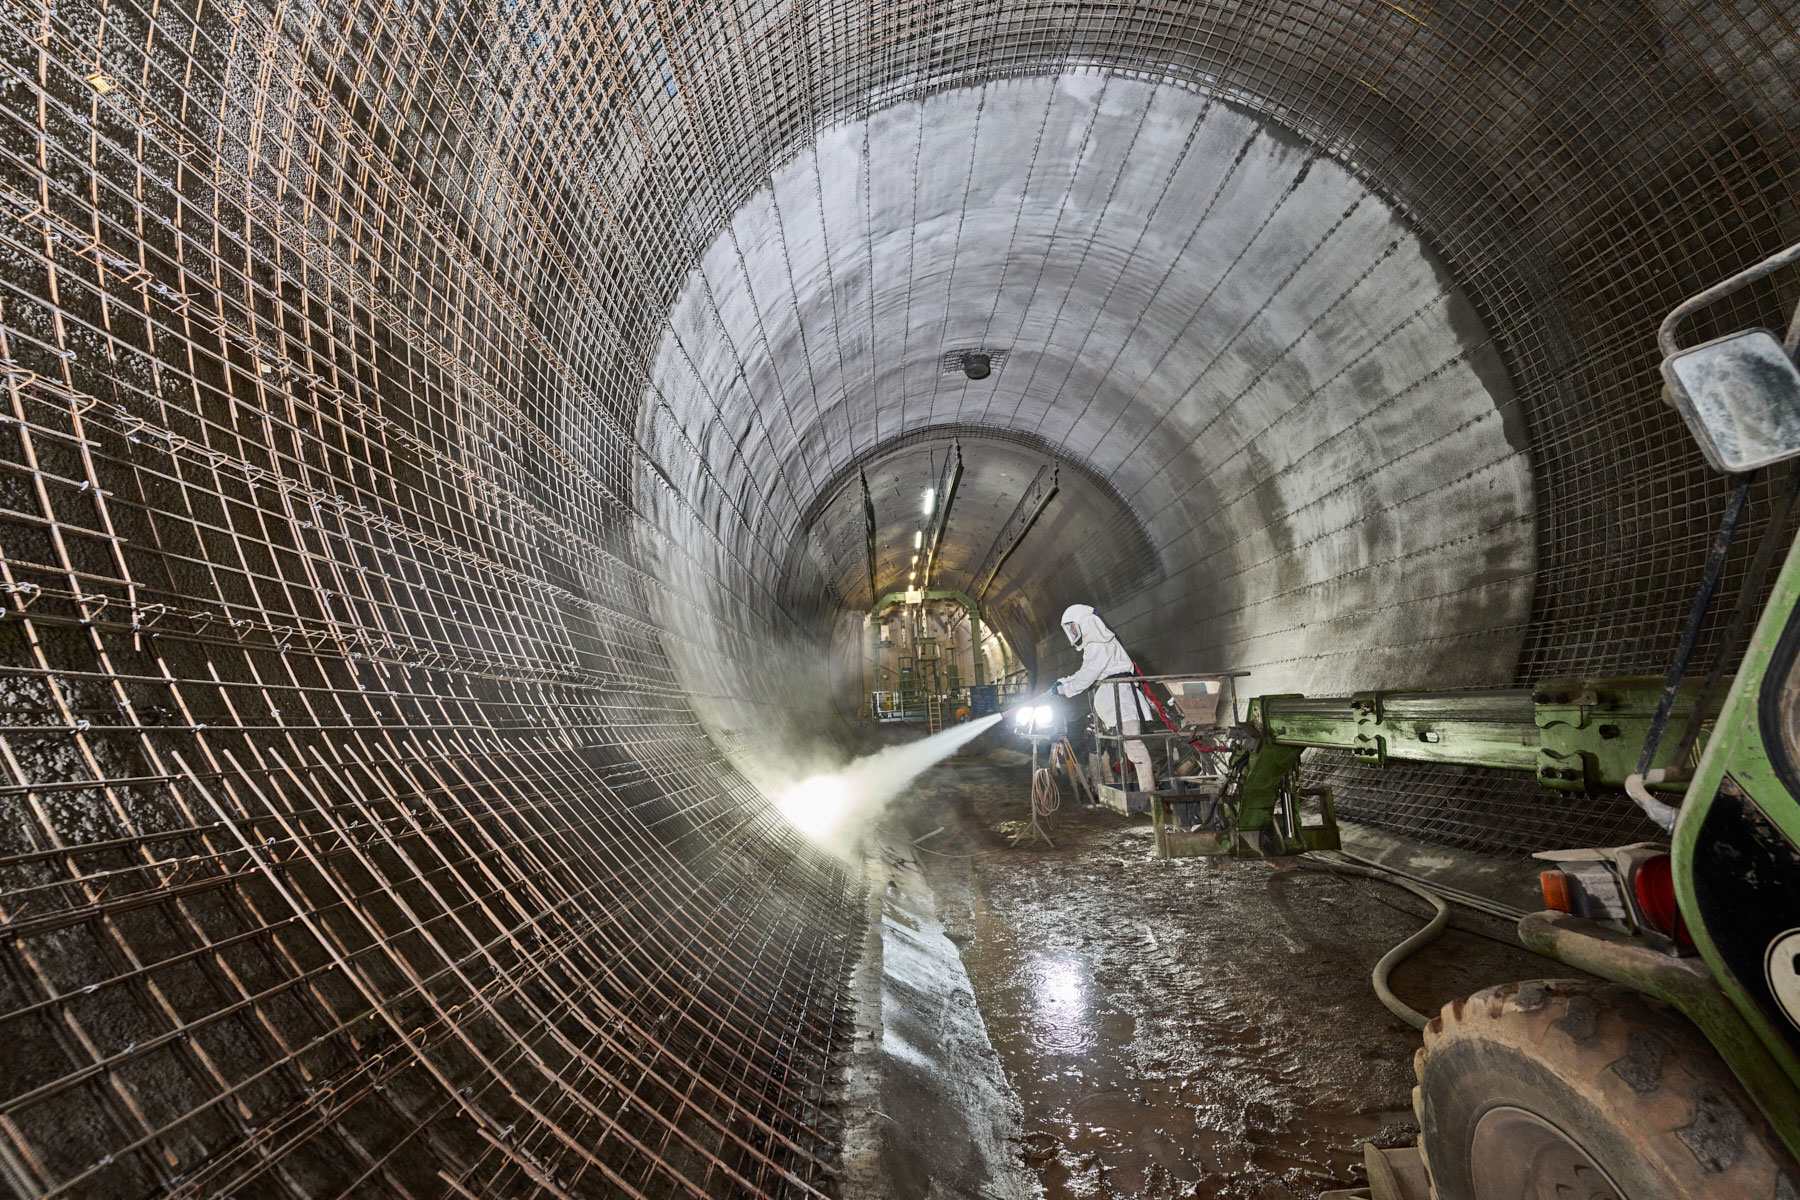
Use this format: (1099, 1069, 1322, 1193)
(1053, 605, 1157, 792)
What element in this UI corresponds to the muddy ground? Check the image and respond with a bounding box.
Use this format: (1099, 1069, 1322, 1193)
(882, 750, 1583, 1199)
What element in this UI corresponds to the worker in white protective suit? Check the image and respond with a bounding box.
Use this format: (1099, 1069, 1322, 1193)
(1051, 604, 1158, 793)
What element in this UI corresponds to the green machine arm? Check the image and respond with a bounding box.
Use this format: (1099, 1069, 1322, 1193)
(1259, 676, 1714, 790)
(1662, 526, 1800, 1162)
(1159, 677, 1717, 860)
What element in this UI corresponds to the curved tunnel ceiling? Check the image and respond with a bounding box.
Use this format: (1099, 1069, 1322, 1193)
(638, 79, 1535, 779)
(0, 0, 1795, 1197)
(797, 431, 1159, 615)
(793, 427, 1166, 685)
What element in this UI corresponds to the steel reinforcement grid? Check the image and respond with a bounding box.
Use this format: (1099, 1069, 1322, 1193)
(1, 0, 1798, 1197)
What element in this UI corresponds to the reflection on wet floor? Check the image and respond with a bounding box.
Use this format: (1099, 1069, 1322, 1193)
(1026, 955, 1094, 1053)
(968, 896, 1410, 1198)
(912, 756, 1551, 1199)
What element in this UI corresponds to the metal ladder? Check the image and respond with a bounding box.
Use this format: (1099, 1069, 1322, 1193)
(925, 693, 943, 735)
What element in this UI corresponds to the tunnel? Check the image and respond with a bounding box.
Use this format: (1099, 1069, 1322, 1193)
(0, 1, 1796, 1197)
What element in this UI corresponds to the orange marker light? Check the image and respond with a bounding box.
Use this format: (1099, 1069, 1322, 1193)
(1540, 869, 1573, 913)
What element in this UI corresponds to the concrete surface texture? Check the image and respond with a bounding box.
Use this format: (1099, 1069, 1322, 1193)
(639, 78, 1537, 788)
(838, 833, 1036, 1200)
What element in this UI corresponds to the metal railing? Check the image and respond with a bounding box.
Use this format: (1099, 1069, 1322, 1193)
(1085, 672, 1250, 795)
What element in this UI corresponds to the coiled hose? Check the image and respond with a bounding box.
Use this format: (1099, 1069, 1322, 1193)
(1030, 767, 1062, 817)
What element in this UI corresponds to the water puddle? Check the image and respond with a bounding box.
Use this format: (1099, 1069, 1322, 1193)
(903, 759, 1573, 1199)
(962, 865, 1414, 1198)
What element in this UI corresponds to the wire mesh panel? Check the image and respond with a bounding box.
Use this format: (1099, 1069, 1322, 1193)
(0, 0, 861, 1194)
(1313, 758, 1665, 858)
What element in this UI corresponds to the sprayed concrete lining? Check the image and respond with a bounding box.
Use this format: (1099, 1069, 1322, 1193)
(837, 835, 1034, 1200)
(639, 78, 1536, 787)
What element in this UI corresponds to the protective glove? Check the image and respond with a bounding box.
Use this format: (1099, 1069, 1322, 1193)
(1051, 681, 1065, 697)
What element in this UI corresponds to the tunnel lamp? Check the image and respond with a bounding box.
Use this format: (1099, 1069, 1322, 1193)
(923, 487, 935, 516)
(913, 530, 923, 549)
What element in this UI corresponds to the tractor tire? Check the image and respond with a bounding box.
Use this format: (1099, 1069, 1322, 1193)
(1412, 979, 1798, 1200)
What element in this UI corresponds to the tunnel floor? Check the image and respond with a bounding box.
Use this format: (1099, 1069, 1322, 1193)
(870, 749, 1587, 1199)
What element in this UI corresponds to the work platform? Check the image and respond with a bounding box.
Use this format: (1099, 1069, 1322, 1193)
(1092, 781, 1148, 814)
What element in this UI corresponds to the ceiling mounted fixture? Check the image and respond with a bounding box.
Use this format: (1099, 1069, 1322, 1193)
(941, 347, 1008, 379)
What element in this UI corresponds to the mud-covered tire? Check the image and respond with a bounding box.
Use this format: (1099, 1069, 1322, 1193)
(1413, 979, 1798, 1200)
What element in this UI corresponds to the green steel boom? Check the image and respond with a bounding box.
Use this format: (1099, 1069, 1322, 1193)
(1259, 676, 1713, 789)
(1157, 676, 1718, 861)
(1151, 663, 1800, 1161)
(1148, 247, 1800, 1170)
(1149, 599, 1800, 1163)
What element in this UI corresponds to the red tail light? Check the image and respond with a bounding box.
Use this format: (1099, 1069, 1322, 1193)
(1632, 854, 1692, 948)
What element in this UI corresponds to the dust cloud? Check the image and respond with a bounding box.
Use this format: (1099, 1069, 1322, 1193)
(772, 713, 1006, 849)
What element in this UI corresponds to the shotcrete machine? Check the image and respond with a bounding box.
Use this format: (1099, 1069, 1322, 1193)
(1151, 244, 1800, 1200)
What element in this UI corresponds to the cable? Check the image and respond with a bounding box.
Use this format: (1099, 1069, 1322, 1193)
(1669, 458, 1800, 769)
(1628, 476, 1752, 832)
(1372, 885, 1450, 1030)
(1328, 850, 1528, 921)
(1031, 767, 1062, 816)
(1332, 879, 1524, 952)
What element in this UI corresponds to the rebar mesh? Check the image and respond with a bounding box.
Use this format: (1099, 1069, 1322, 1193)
(1315, 758, 1666, 856)
(0, 0, 866, 1193)
(1, 0, 1798, 1194)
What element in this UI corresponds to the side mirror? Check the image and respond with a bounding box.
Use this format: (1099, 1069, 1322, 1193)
(1662, 328, 1800, 473)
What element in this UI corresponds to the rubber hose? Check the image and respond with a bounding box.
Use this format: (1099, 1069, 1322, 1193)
(1298, 858, 1450, 1030)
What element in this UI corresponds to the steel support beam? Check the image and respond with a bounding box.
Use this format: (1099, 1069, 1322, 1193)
(1257, 677, 1719, 793)
(971, 464, 1058, 600)
(861, 469, 878, 607)
(922, 443, 962, 589)
(871, 587, 980, 615)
